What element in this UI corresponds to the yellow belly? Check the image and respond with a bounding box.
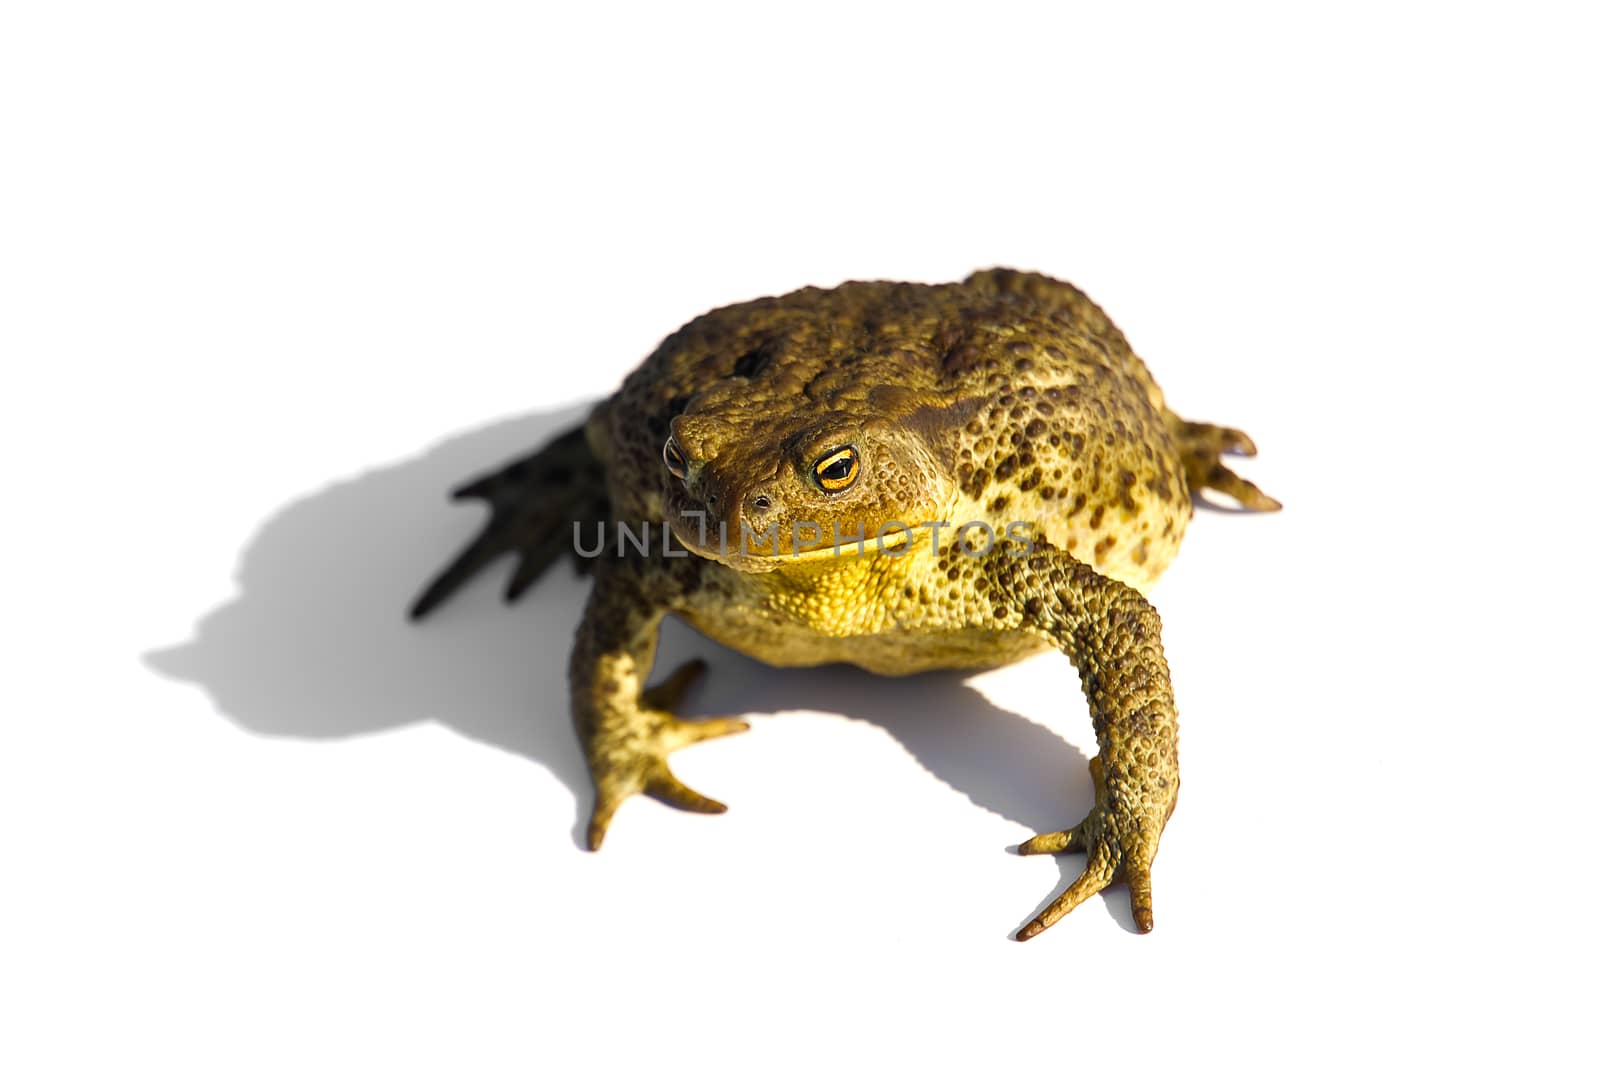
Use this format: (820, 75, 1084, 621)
(678, 604, 1053, 675)
(674, 542, 1058, 676)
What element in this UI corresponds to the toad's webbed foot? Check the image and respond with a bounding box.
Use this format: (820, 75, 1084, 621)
(410, 423, 608, 620)
(1016, 755, 1173, 937)
(584, 658, 749, 849)
(1171, 416, 1281, 512)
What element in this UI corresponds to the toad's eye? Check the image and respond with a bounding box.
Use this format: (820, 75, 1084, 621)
(813, 446, 860, 492)
(663, 437, 688, 480)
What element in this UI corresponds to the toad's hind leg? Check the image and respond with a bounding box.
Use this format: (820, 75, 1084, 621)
(1169, 415, 1282, 512)
(410, 423, 609, 619)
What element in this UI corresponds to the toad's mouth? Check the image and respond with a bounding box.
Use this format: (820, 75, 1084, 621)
(666, 518, 916, 571)
(783, 530, 912, 562)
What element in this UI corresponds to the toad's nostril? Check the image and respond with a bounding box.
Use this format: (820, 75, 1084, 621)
(751, 494, 772, 511)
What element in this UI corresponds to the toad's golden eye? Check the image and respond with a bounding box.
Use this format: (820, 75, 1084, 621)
(813, 446, 860, 492)
(663, 437, 688, 479)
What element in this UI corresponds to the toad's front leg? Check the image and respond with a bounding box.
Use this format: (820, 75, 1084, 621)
(996, 547, 1181, 937)
(571, 553, 748, 849)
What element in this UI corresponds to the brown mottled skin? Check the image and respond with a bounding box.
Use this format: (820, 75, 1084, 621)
(412, 269, 1279, 938)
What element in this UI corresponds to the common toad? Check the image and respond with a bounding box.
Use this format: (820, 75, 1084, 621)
(412, 269, 1279, 938)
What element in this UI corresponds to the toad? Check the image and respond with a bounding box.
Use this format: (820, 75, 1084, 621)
(411, 269, 1279, 938)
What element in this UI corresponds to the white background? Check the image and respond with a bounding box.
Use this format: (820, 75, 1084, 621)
(4, 3, 1597, 1066)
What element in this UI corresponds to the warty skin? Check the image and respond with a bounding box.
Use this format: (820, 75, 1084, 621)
(412, 269, 1279, 938)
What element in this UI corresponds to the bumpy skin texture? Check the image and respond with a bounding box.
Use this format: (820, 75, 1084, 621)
(413, 269, 1278, 938)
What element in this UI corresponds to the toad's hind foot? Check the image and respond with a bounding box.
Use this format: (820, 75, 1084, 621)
(585, 658, 749, 850)
(410, 424, 608, 619)
(1172, 417, 1282, 512)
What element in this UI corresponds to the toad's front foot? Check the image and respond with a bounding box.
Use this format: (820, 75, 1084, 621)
(1014, 757, 1173, 938)
(584, 659, 749, 850)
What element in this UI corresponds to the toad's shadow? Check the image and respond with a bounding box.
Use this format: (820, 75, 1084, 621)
(146, 404, 1123, 931)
